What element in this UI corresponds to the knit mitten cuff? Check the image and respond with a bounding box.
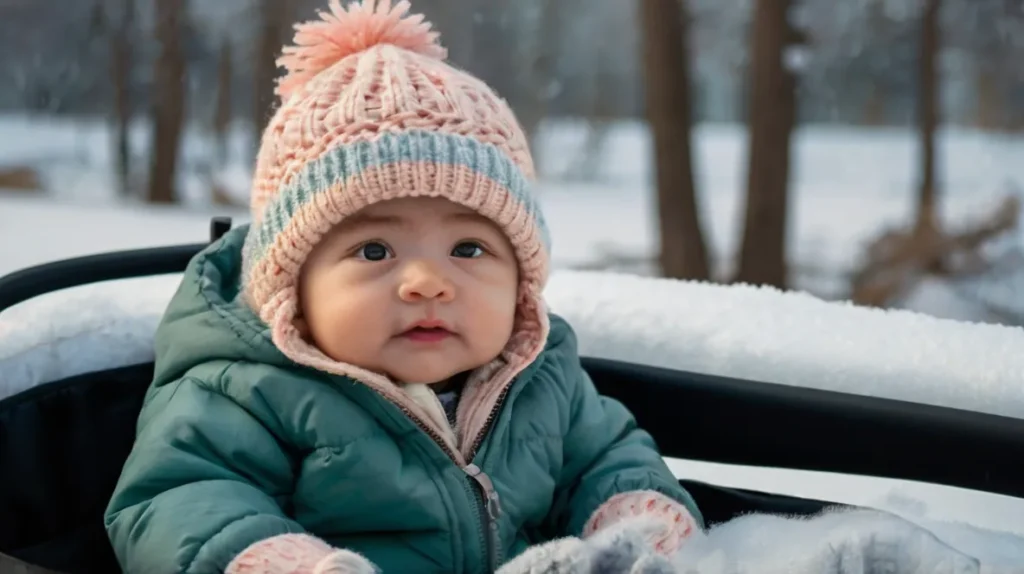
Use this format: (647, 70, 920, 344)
(583, 490, 698, 555)
(226, 533, 379, 574)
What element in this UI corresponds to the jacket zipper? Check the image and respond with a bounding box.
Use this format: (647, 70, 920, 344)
(460, 384, 518, 573)
(388, 401, 503, 573)
(467, 383, 514, 460)
(356, 357, 536, 570)
(465, 464, 502, 573)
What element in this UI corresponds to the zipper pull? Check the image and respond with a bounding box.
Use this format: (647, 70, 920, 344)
(465, 464, 502, 519)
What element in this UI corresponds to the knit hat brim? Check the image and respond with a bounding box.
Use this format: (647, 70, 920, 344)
(243, 130, 549, 308)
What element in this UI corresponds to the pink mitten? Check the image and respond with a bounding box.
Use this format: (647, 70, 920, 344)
(226, 533, 379, 574)
(583, 490, 698, 555)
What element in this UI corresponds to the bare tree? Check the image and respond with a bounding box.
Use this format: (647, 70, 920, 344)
(639, 0, 710, 281)
(110, 0, 134, 197)
(850, 0, 1022, 309)
(147, 0, 187, 204)
(733, 0, 803, 289)
(915, 0, 940, 236)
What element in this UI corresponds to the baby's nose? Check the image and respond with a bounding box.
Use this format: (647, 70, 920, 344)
(397, 260, 454, 302)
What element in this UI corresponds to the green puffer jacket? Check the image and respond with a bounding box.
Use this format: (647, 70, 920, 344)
(104, 225, 701, 574)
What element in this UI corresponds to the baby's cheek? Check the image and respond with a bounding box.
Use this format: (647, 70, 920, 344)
(481, 275, 519, 316)
(467, 295, 516, 347)
(310, 292, 388, 358)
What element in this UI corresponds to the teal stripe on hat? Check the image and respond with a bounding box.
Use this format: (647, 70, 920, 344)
(248, 129, 550, 267)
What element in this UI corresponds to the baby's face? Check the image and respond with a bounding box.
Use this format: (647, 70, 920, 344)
(297, 197, 519, 385)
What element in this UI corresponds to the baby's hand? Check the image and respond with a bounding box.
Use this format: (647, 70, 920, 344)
(584, 491, 699, 556)
(226, 533, 380, 574)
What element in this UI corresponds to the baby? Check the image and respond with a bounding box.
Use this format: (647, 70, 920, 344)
(103, 1, 701, 572)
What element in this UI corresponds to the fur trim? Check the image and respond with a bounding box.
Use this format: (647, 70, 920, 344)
(495, 537, 590, 574)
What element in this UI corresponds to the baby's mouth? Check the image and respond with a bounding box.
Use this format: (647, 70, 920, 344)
(401, 326, 453, 343)
(399, 320, 455, 343)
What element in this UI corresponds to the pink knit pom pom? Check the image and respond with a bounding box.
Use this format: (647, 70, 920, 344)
(275, 0, 447, 99)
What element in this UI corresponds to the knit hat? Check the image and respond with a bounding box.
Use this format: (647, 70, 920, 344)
(239, 0, 551, 452)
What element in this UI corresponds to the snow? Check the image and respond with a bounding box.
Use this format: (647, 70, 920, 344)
(6, 257, 1024, 421)
(545, 270, 1024, 420)
(0, 196, 243, 276)
(0, 275, 178, 399)
(665, 460, 1024, 567)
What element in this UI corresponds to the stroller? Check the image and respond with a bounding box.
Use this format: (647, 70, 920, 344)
(1, 218, 1022, 573)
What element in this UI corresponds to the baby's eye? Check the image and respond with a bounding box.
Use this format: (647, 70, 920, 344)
(356, 242, 392, 261)
(451, 241, 484, 259)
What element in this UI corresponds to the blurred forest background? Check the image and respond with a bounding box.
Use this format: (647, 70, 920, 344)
(2, 0, 1024, 324)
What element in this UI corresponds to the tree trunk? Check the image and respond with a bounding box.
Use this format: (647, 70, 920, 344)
(733, 0, 796, 289)
(214, 38, 233, 167)
(110, 0, 134, 197)
(639, 0, 711, 281)
(146, 0, 186, 204)
(254, 0, 294, 142)
(915, 0, 940, 235)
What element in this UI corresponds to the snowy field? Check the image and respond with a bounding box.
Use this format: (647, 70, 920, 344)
(3, 115, 1024, 567)
(3, 114, 1024, 321)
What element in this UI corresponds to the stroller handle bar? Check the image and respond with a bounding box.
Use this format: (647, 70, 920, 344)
(0, 217, 232, 313)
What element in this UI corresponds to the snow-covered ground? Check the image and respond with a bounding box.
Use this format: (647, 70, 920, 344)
(2, 115, 1024, 565)
(3, 114, 1024, 321)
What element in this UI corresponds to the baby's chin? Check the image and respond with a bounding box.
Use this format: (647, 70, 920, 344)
(386, 360, 478, 387)
(374, 344, 506, 386)
(392, 368, 464, 386)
